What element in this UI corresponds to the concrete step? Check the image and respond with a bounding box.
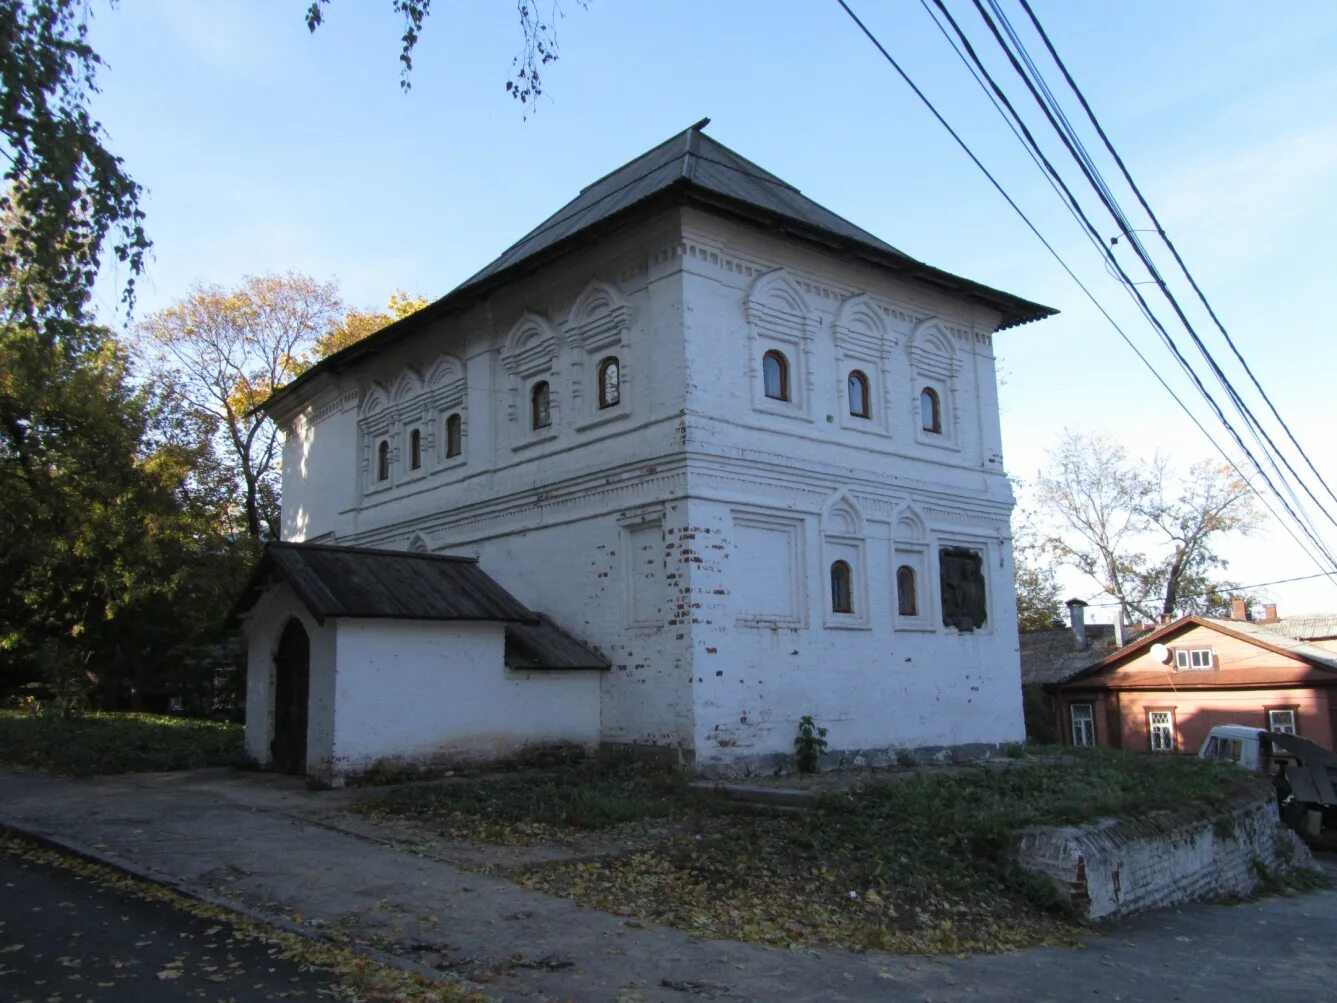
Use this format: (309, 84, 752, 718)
(687, 781, 823, 809)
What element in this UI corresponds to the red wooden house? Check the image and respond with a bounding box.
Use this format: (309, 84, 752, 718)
(1049, 611, 1337, 754)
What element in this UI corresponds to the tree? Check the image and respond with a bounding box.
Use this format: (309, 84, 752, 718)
(138, 273, 344, 540)
(0, 310, 248, 710)
(1034, 430, 1261, 624)
(1011, 490, 1063, 631)
(314, 290, 428, 358)
(2, 0, 577, 348)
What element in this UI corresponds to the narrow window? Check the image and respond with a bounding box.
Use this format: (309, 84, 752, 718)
(598, 356, 621, 409)
(1148, 710, 1176, 752)
(409, 428, 422, 470)
(762, 350, 789, 402)
(1268, 709, 1297, 735)
(920, 387, 941, 433)
(1071, 704, 1095, 747)
(848, 370, 870, 418)
(830, 560, 853, 614)
(896, 565, 918, 617)
(531, 380, 551, 430)
(445, 413, 462, 458)
(376, 439, 390, 482)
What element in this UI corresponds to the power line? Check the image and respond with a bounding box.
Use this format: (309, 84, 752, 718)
(836, 0, 1337, 584)
(922, 0, 1337, 574)
(1015, 0, 1337, 518)
(1079, 570, 1337, 609)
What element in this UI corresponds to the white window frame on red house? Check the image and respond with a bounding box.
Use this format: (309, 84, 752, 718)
(1070, 703, 1095, 747)
(1174, 647, 1215, 670)
(1267, 708, 1298, 735)
(1148, 709, 1177, 752)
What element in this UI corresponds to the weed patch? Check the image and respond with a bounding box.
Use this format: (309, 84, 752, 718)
(0, 710, 244, 775)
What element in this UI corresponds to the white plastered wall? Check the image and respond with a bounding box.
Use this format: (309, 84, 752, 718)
(328, 619, 601, 775)
(239, 582, 337, 772)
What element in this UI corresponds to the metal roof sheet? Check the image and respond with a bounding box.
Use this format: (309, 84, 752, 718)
(233, 542, 538, 625)
(504, 614, 610, 671)
(261, 120, 1055, 417)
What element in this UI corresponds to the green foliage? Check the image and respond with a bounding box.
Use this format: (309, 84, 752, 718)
(793, 715, 828, 774)
(0, 1, 149, 341)
(0, 710, 244, 775)
(1022, 684, 1058, 744)
(359, 757, 719, 843)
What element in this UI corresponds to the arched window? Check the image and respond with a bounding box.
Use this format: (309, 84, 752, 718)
(376, 439, 390, 482)
(409, 428, 422, 470)
(531, 380, 551, 430)
(445, 413, 462, 458)
(920, 387, 941, 433)
(848, 370, 870, 418)
(762, 350, 789, 402)
(897, 565, 918, 617)
(598, 356, 621, 409)
(830, 560, 853, 614)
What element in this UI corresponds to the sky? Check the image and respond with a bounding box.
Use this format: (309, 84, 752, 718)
(82, 0, 1337, 619)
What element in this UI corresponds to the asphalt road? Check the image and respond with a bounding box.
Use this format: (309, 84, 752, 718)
(0, 841, 347, 1002)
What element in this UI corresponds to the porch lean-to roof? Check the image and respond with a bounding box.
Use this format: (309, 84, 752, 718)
(261, 119, 1055, 419)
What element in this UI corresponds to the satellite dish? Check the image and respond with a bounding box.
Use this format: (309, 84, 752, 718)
(1150, 643, 1171, 664)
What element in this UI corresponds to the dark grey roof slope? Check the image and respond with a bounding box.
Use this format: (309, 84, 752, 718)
(232, 542, 537, 625)
(505, 614, 610, 671)
(1019, 623, 1154, 686)
(263, 120, 1055, 416)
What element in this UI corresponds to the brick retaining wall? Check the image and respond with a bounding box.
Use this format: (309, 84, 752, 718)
(1011, 783, 1313, 921)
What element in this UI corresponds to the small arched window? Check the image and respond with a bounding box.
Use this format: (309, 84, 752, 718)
(920, 387, 941, 433)
(830, 560, 853, 614)
(445, 413, 462, 458)
(897, 565, 918, 617)
(762, 350, 789, 402)
(531, 380, 551, 430)
(598, 356, 621, 409)
(848, 370, 870, 418)
(409, 428, 422, 470)
(376, 439, 390, 482)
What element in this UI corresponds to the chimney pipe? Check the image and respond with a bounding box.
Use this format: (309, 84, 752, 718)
(1230, 596, 1248, 622)
(1066, 598, 1088, 651)
(1262, 603, 1278, 623)
(1113, 617, 1125, 648)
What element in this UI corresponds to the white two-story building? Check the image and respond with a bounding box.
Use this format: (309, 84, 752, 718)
(237, 121, 1055, 781)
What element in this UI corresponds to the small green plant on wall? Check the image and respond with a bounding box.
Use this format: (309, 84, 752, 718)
(794, 715, 829, 774)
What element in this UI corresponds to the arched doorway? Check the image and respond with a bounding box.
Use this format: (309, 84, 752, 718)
(271, 619, 310, 774)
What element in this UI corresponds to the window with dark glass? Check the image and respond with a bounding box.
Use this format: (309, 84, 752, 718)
(920, 387, 941, 433)
(762, 350, 789, 401)
(445, 413, 462, 458)
(409, 428, 422, 470)
(896, 565, 918, 617)
(848, 370, 870, 418)
(531, 380, 551, 430)
(376, 439, 390, 482)
(598, 356, 621, 409)
(830, 560, 853, 614)
(939, 547, 986, 631)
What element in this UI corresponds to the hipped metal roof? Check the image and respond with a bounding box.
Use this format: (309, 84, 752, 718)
(263, 119, 1055, 416)
(232, 542, 610, 671)
(233, 542, 537, 625)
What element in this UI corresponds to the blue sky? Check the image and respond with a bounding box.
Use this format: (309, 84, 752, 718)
(86, 1, 1337, 617)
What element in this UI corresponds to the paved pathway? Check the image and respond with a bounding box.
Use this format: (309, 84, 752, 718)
(0, 767, 1333, 1002)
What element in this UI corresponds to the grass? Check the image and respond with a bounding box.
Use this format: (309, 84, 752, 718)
(358, 757, 723, 843)
(0, 710, 245, 775)
(362, 748, 1253, 954)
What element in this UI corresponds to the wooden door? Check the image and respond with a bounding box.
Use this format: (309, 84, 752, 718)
(271, 619, 310, 774)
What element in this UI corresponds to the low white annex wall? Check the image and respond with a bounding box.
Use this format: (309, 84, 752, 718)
(329, 618, 602, 775)
(240, 583, 337, 772)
